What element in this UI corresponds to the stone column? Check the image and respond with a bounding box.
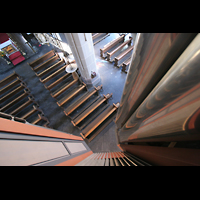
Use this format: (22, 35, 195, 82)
(63, 33, 101, 87)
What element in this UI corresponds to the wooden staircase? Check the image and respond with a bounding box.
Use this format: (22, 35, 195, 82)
(75, 151, 152, 166)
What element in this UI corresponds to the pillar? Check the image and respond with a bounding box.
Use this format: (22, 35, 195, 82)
(63, 33, 101, 87)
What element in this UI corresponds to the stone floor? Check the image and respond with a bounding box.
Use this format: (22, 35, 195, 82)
(0, 33, 135, 152)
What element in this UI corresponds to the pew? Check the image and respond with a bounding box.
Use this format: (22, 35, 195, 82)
(114, 45, 134, 66)
(33, 54, 60, 74)
(57, 83, 87, 107)
(92, 33, 105, 40)
(80, 102, 119, 142)
(0, 86, 29, 104)
(100, 35, 125, 58)
(0, 72, 22, 88)
(9, 96, 38, 116)
(21, 105, 44, 120)
(122, 56, 132, 73)
(0, 73, 50, 128)
(31, 113, 49, 126)
(28, 50, 55, 69)
(71, 93, 112, 126)
(107, 37, 132, 61)
(92, 33, 110, 45)
(37, 59, 65, 79)
(0, 91, 31, 112)
(44, 73, 71, 91)
(0, 78, 26, 96)
(77, 103, 110, 131)
(64, 85, 102, 116)
(51, 77, 78, 98)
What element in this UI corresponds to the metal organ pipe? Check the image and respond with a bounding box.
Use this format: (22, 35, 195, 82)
(115, 33, 197, 131)
(118, 33, 200, 143)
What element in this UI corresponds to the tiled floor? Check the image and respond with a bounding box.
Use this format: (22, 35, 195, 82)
(0, 33, 135, 152)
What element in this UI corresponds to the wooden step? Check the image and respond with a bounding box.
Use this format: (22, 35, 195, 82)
(107, 37, 132, 61)
(37, 59, 65, 78)
(72, 93, 112, 126)
(100, 35, 125, 57)
(0, 72, 20, 88)
(33, 54, 60, 73)
(29, 50, 55, 68)
(45, 73, 71, 90)
(114, 45, 134, 66)
(80, 102, 119, 140)
(51, 78, 79, 98)
(57, 83, 87, 107)
(64, 85, 102, 116)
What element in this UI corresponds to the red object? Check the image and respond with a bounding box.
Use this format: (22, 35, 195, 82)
(0, 33, 9, 43)
(9, 51, 25, 66)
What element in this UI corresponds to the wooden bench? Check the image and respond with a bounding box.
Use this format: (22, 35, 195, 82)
(51, 78, 79, 98)
(57, 83, 87, 107)
(71, 93, 112, 126)
(122, 56, 132, 73)
(21, 105, 44, 120)
(80, 102, 119, 141)
(0, 78, 26, 96)
(0, 91, 31, 112)
(31, 113, 49, 126)
(77, 103, 110, 131)
(33, 54, 60, 74)
(92, 33, 110, 45)
(0, 72, 22, 88)
(92, 33, 105, 40)
(107, 37, 132, 61)
(0, 73, 50, 128)
(114, 45, 134, 66)
(100, 35, 125, 58)
(37, 59, 65, 79)
(64, 85, 102, 116)
(0, 86, 29, 104)
(9, 96, 38, 116)
(28, 50, 55, 69)
(44, 73, 71, 91)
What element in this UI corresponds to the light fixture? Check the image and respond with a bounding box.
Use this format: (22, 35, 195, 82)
(65, 63, 78, 73)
